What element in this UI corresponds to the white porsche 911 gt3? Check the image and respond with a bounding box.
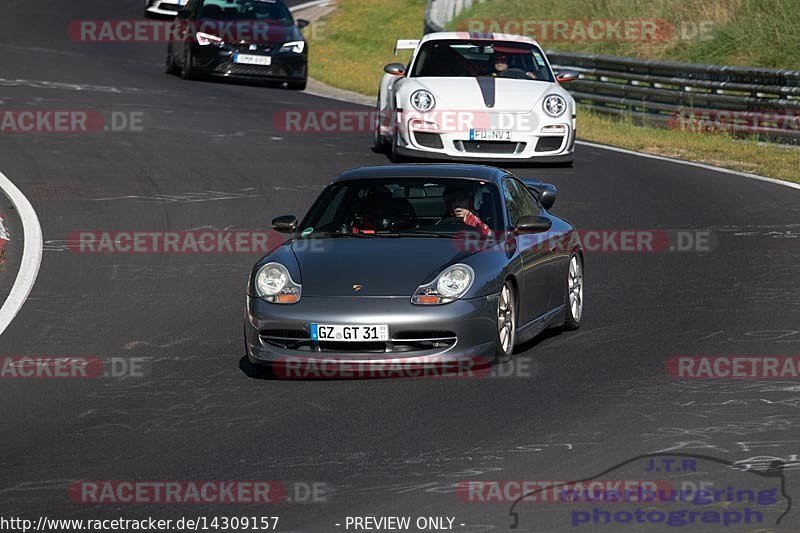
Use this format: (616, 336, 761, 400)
(373, 32, 579, 165)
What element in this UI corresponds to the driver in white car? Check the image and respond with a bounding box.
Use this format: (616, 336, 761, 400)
(491, 53, 538, 80)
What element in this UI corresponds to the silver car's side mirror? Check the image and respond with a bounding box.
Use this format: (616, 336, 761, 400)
(272, 215, 298, 234)
(515, 216, 552, 233)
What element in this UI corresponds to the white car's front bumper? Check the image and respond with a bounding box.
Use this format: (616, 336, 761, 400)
(391, 116, 576, 163)
(144, 0, 186, 17)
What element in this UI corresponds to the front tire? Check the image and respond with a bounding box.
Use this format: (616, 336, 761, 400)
(388, 132, 405, 162)
(563, 252, 583, 330)
(287, 80, 307, 91)
(371, 98, 389, 153)
(180, 48, 195, 80)
(165, 45, 177, 75)
(495, 281, 516, 363)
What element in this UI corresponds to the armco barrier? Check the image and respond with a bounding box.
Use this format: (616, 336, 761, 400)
(424, 0, 483, 34)
(424, 0, 800, 144)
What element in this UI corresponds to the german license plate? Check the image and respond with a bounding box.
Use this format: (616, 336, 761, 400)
(310, 324, 389, 342)
(470, 128, 512, 141)
(233, 54, 272, 66)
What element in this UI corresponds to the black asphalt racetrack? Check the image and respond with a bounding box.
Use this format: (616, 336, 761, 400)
(1, 1, 799, 532)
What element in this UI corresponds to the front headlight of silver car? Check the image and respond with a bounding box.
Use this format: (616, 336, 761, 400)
(412, 264, 474, 305)
(410, 89, 436, 112)
(542, 94, 567, 118)
(255, 262, 302, 304)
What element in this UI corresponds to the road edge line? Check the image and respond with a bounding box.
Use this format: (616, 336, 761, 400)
(0, 170, 43, 337)
(576, 140, 800, 192)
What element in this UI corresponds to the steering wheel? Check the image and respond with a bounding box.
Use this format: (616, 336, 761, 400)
(388, 212, 417, 231)
(498, 68, 530, 80)
(435, 216, 467, 227)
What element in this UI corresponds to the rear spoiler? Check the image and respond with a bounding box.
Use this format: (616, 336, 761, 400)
(394, 39, 420, 55)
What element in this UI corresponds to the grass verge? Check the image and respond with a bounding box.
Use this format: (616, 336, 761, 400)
(306, 0, 800, 184)
(579, 111, 799, 183)
(307, 0, 425, 96)
(450, 0, 800, 69)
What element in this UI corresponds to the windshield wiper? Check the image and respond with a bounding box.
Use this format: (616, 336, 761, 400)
(300, 231, 374, 238)
(300, 231, 457, 239)
(392, 231, 455, 238)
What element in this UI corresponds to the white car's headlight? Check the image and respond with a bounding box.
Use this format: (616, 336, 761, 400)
(412, 264, 474, 305)
(196, 32, 224, 47)
(543, 94, 567, 118)
(255, 262, 302, 304)
(410, 90, 436, 112)
(280, 40, 305, 53)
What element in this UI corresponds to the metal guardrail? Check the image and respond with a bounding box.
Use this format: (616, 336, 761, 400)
(547, 52, 800, 143)
(424, 0, 800, 144)
(424, 0, 480, 34)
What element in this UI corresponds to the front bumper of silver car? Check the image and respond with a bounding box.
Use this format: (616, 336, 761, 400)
(245, 294, 499, 369)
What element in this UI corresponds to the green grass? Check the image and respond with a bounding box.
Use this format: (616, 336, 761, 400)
(305, 0, 800, 184)
(450, 0, 800, 68)
(307, 0, 425, 96)
(579, 111, 800, 184)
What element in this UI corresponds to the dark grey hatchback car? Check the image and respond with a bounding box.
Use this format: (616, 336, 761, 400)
(166, 0, 308, 89)
(244, 164, 584, 374)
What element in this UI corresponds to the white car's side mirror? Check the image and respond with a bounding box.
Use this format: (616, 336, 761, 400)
(384, 63, 406, 76)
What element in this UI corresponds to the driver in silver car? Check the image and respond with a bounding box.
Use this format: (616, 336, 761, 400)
(443, 186, 492, 236)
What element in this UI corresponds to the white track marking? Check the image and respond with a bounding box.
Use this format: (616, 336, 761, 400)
(0, 77, 130, 94)
(576, 140, 800, 192)
(0, 170, 43, 337)
(290, 0, 334, 12)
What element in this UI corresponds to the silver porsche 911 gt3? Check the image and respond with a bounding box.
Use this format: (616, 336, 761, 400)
(244, 164, 583, 375)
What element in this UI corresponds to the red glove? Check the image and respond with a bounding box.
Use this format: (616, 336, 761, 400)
(463, 211, 492, 237)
